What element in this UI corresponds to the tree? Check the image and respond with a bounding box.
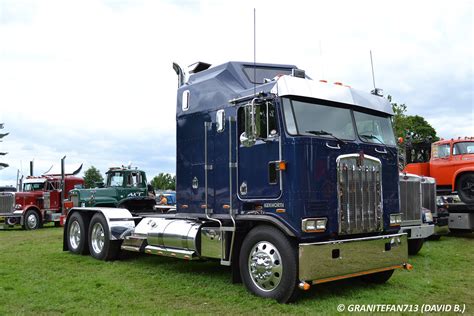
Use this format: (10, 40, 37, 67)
(388, 95, 438, 143)
(151, 173, 176, 190)
(83, 166, 104, 188)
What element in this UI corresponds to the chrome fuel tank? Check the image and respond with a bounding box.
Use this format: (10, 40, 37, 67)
(135, 217, 202, 253)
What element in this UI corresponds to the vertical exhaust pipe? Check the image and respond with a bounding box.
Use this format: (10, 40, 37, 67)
(30, 161, 34, 176)
(61, 156, 66, 212)
(173, 62, 184, 88)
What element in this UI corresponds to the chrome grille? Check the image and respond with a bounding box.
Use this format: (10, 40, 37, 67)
(421, 177, 436, 214)
(337, 154, 383, 235)
(0, 192, 15, 213)
(44, 192, 50, 209)
(71, 194, 79, 207)
(399, 174, 422, 222)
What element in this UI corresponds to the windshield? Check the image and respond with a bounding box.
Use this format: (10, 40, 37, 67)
(107, 172, 124, 187)
(453, 142, 474, 155)
(23, 182, 45, 192)
(354, 111, 396, 146)
(282, 98, 355, 140)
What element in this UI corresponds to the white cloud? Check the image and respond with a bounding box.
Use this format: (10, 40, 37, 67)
(0, 0, 472, 185)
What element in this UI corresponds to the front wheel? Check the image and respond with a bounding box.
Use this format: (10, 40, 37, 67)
(88, 213, 120, 261)
(24, 210, 41, 230)
(456, 173, 474, 204)
(408, 238, 424, 255)
(239, 225, 298, 303)
(361, 269, 394, 283)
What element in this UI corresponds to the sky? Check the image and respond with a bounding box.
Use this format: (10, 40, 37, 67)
(0, 0, 473, 186)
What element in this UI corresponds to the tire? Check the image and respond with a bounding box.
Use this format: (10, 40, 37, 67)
(408, 238, 424, 255)
(88, 213, 120, 261)
(66, 212, 90, 255)
(428, 234, 441, 241)
(24, 210, 41, 230)
(361, 269, 394, 284)
(239, 225, 298, 303)
(456, 173, 474, 204)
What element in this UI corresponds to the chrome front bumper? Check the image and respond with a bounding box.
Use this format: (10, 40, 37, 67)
(299, 233, 408, 282)
(400, 224, 434, 239)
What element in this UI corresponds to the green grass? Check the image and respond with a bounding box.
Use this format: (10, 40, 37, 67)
(0, 226, 472, 315)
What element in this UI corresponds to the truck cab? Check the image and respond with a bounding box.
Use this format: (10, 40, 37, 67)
(0, 175, 83, 229)
(69, 166, 154, 211)
(404, 137, 474, 204)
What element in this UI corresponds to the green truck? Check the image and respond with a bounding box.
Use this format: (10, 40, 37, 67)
(69, 166, 155, 212)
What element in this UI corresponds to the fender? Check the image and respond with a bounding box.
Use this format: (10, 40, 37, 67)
(452, 166, 474, 190)
(236, 214, 297, 237)
(63, 207, 136, 251)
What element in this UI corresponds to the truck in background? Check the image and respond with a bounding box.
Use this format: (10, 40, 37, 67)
(64, 61, 410, 303)
(399, 173, 435, 254)
(0, 164, 83, 230)
(404, 137, 474, 231)
(68, 165, 156, 212)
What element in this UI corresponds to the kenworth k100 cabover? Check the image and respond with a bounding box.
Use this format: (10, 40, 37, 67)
(64, 61, 410, 303)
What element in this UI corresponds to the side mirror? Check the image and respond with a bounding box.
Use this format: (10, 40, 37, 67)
(240, 101, 258, 147)
(240, 132, 255, 147)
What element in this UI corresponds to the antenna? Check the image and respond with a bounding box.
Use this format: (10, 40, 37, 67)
(319, 40, 325, 79)
(370, 50, 383, 97)
(253, 8, 256, 96)
(370, 50, 376, 90)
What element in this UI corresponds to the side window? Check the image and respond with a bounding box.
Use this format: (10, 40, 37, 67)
(237, 101, 278, 145)
(434, 144, 450, 158)
(128, 172, 141, 187)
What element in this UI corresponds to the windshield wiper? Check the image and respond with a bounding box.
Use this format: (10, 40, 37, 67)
(306, 130, 346, 145)
(360, 134, 397, 158)
(359, 134, 384, 144)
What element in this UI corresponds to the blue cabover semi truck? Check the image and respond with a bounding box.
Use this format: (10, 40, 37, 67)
(64, 61, 410, 303)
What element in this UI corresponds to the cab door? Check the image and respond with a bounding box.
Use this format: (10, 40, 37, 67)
(237, 100, 281, 199)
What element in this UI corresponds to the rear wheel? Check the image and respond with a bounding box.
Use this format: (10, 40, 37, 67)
(88, 213, 120, 261)
(24, 210, 40, 230)
(239, 226, 298, 303)
(408, 238, 424, 255)
(457, 173, 474, 204)
(362, 270, 394, 283)
(66, 212, 89, 255)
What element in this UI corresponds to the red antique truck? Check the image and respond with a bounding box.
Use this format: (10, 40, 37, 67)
(0, 173, 83, 230)
(404, 137, 474, 204)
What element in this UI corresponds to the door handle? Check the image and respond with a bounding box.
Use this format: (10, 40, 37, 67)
(326, 142, 341, 150)
(375, 147, 387, 154)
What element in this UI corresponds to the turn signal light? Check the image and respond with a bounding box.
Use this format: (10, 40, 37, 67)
(278, 161, 286, 171)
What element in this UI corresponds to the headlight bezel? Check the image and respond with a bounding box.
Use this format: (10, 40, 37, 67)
(302, 218, 328, 233)
(390, 213, 402, 226)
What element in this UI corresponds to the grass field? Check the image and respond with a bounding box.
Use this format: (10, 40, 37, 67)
(0, 225, 472, 314)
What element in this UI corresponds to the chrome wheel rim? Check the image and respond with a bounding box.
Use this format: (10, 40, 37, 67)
(248, 241, 283, 292)
(69, 221, 81, 250)
(91, 222, 105, 254)
(27, 213, 38, 229)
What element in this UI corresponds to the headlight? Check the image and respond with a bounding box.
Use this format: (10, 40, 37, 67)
(390, 213, 402, 226)
(15, 204, 22, 210)
(302, 218, 327, 232)
(422, 208, 434, 223)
